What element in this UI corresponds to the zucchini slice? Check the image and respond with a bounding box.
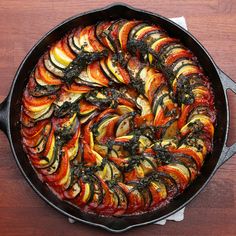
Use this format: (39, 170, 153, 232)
(106, 53, 130, 84)
(133, 25, 160, 41)
(116, 105, 134, 115)
(44, 53, 64, 77)
(136, 95, 152, 116)
(100, 58, 120, 83)
(64, 182, 81, 199)
(115, 112, 135, 137)
(118, 20, 140, 51)
(95, 21, 114, 51)
(40, 147, 61, 175)
(148, 180, 167, 208)
(87, 61, 109, 87)
(54, 90, 82, 107)
(68, 29, 82, 54)
(107, 19, 127, 52)
(95, 114, 119, 142)
(128, 23, 148, 41)
(75, 70, 102, 87)
(112, 185, 128, 216)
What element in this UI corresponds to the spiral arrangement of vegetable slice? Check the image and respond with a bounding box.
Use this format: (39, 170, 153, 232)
(21, 19, 216, 216)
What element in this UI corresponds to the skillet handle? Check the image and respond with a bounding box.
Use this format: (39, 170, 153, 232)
(0, 95, 10, 136)
(217, 69, 236, 167)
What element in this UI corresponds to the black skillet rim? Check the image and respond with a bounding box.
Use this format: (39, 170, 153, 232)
(3, 3, 229, 232)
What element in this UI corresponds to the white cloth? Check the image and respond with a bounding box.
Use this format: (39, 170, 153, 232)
(170, 16, 188, 30)
(154, 16, 187, 225)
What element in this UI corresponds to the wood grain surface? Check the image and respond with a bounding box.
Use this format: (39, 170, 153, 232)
(0, 0, 236, 235)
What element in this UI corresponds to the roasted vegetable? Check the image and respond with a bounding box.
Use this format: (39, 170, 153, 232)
(21, 19, 216, 217)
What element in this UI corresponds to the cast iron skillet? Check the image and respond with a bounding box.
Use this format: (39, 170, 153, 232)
(0, 3, 236, 233)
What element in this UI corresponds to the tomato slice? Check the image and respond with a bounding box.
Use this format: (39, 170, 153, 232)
(157, 165, 189, 192)
(36, 58, 62, 86)
(148, 182, 162, 208)
(165, 50, 193, 66)
(146, 75, 165, 104)
(65, 123, 80, 149)
(178, 98, 212, 129)
(96, 177, 116, 215)
(135, 25, 160, 41)
(117, 62, 130, 84)
(82, 142, 102, 166)
(118, 182, 144, 214)
(134, 113, 154, 127)
(21, 119, 49, 138)
(63, 83, 92, 93)
(118, 20, 140, 51)
(95, 108, 115, 123)
(108, 156, 128, 166)
(61, 35, 76, 59)
(95, 21, 113, 49)
(124, 169, 139, 182)
(117, 97, 136, 108)
(83, 119, 94, 145)
(23, 89, 56, 107)
(153, 38, 178, 54)
(87, 61, 109, 86)
(79, 100, 98, 115)
(76, 179, 92, 206)
(171, 148, 202, 170)
(45, 147, 69, 184)
(102, 116, 119, 141)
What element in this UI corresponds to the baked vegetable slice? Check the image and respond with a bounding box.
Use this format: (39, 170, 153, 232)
(21, 19, 216, 217)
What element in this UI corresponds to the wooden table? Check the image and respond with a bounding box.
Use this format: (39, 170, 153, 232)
(0, 0, 235, 235)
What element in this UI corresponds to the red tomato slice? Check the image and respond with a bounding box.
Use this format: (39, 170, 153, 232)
(171, 148, 202, 170)
(75, 179, 88, 206)
(83, 120, 94, 145)
(88, 25, 105, 52)
(36, 58, 62, 85)
(87, 61, 109, 86)
(83, 142, 97, 165)
(42, 128, 54, 157)
(117, 63, 130, 84)
(102, 116, 119, 142)
(96, 21, 113, 49)
(154, 38, 177, 54)
(119, 21, 140, 51)
(96, 177, 116, 215)
(61, 36, 76, 59)
(146, 75, 165, 104)
(135, 25, 160, 41)
(21, 119, 49, 138)
(118, 182, 144, 214)
(134, 114, 154, 127)
(148, 183, 162, 208)
(165, 50, 193, 66)
(108, 156, 128, 166)
(79, 100, 98, 114)
(178, 98, 211, 129)
(63, 83, 92, 93)
(157, 165, 189, 192)
(23, 89, 56, 107)
(95, 108, 115, 123)
(45, 147, 69, 184)
(65, 124, 80, 149)
(117, 97, 136, 108)
(124, 169, 139, 182)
